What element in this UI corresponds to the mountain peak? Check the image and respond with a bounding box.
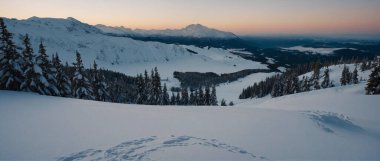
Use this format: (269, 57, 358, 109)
(185, 24, 207, 29)
(66, 17, 81, 23)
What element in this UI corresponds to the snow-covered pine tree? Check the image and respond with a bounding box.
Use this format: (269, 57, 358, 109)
(72, 51, 93, 100)
(352, 66, 359, 84)
(312, 69, 321, 90)
(346, 66, 352, 85)
(365, 65, 380, 95)
(161, 83, 169, 105)
(144, 70, 151, 104)
(321, 68, 331, 88)
(220, 99, 227, 106)
(91, 61, 99, 100)
(204, 85, 211, 105)
(340, 65, 348, 86)
(271, 81, 279, 97)
(152, 67, 162, 105)
(283, 77, 292, 95)
(20, 34, 36, 92)
(170, 92, 176, 105)
(52, 53, 72, 97)
(181, 87, 189, 105)
(0, 18, 23, 90)
(193, 89, 199, 106)
(301, 76, 311, 92)
(91, 61, 109, 101)
(189, 88, 196, 105)
(136, 74, 145, 104)
(211, 85, 218, 106)
(175, 92, 181, 105)
(360, 61, 367, 71)
(197, 86, 204, 105)
(35, 41, 59, 95)
(289, 75, 300, 94)
(0, 18, 4, 61)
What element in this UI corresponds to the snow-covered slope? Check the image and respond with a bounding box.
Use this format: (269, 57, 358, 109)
(96, 24, 238, 39)
(3, 17, 266, 81)
(1, 80, 379, 161)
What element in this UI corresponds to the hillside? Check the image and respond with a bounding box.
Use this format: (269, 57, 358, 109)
(3, 17, 268, 81)
(1, 78, 379, 161)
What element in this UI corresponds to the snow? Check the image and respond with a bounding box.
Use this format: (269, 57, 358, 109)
(282, 46, 356, 55)
(33, 64, 42, 74)
(216, 72, 277, 104)
(298, 63, 369, 87)
(265, 57, 275, 64)
(1, 76, 379, 161)
(96, 24, 238, 39)
(1, 16, 379, 161)
(4, 17, 267, 89)
(228, 48, 254, 55)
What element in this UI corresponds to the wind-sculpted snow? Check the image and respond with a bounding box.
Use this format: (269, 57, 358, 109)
(58, 136, 267, 161)
(303, 111, 364, 133)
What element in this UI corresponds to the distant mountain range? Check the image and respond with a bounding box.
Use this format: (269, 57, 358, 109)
(96, 23, 238, 39)
(3, 16, 378, 78)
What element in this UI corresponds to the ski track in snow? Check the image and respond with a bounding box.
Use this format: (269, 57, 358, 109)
(58, 135, 267, 161)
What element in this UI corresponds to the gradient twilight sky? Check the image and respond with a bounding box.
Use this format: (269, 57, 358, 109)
(1, 0, 380, 35)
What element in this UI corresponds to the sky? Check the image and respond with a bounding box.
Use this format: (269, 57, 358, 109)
(1, 0, 380, 35)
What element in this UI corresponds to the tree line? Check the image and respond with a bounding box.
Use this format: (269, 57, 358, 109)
(240, 57, 380, 99)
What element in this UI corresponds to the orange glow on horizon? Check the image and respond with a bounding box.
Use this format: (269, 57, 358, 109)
(1, 0, 380, 35)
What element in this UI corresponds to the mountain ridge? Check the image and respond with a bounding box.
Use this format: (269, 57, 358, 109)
(95, 23, 238, 39)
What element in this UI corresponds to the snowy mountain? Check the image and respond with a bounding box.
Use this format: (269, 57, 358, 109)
(3, 17, 268, 81)
(96, 23, 238, 39)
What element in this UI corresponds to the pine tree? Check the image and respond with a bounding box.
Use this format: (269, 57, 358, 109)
(181, 87, 189, 105)
(352, 67, 359, 84)
(210, 85, 218, 106)
(136, 74, 145, 104)
(365, 65, 380, 95)
(170, 92, 176, 105)
(72, 51, 93, 99)
(91, 61, 109, 101)
(312, 69, 321, 90)
(197, 86, 204, 105)
(360, 61, 367, 71)
(340, 65, 348, 86)
(229, 101, 234, 106)
(53, 53, 72, 97)
(301, 76, 311, 92)
(0, 18, 23, 90)
(20, 34, 37, 92)
(175, 92, 181, 105)
(204, 85, 211, 105)
(144, 70, 151, 104)
(220, 99, 227, 106)
(36, 41, 58, 95)
(161, 83, 169, 105)
(152, 67, 162, 104)
(321, 68, 331, 88)
(312, 62, 320, 80)
(193, 90, 199, 106)
(271, 81, 281, 97)
(290, 75, 300, 94)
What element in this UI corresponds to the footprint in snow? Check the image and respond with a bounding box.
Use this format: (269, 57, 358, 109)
(58, 135, 268, 161)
